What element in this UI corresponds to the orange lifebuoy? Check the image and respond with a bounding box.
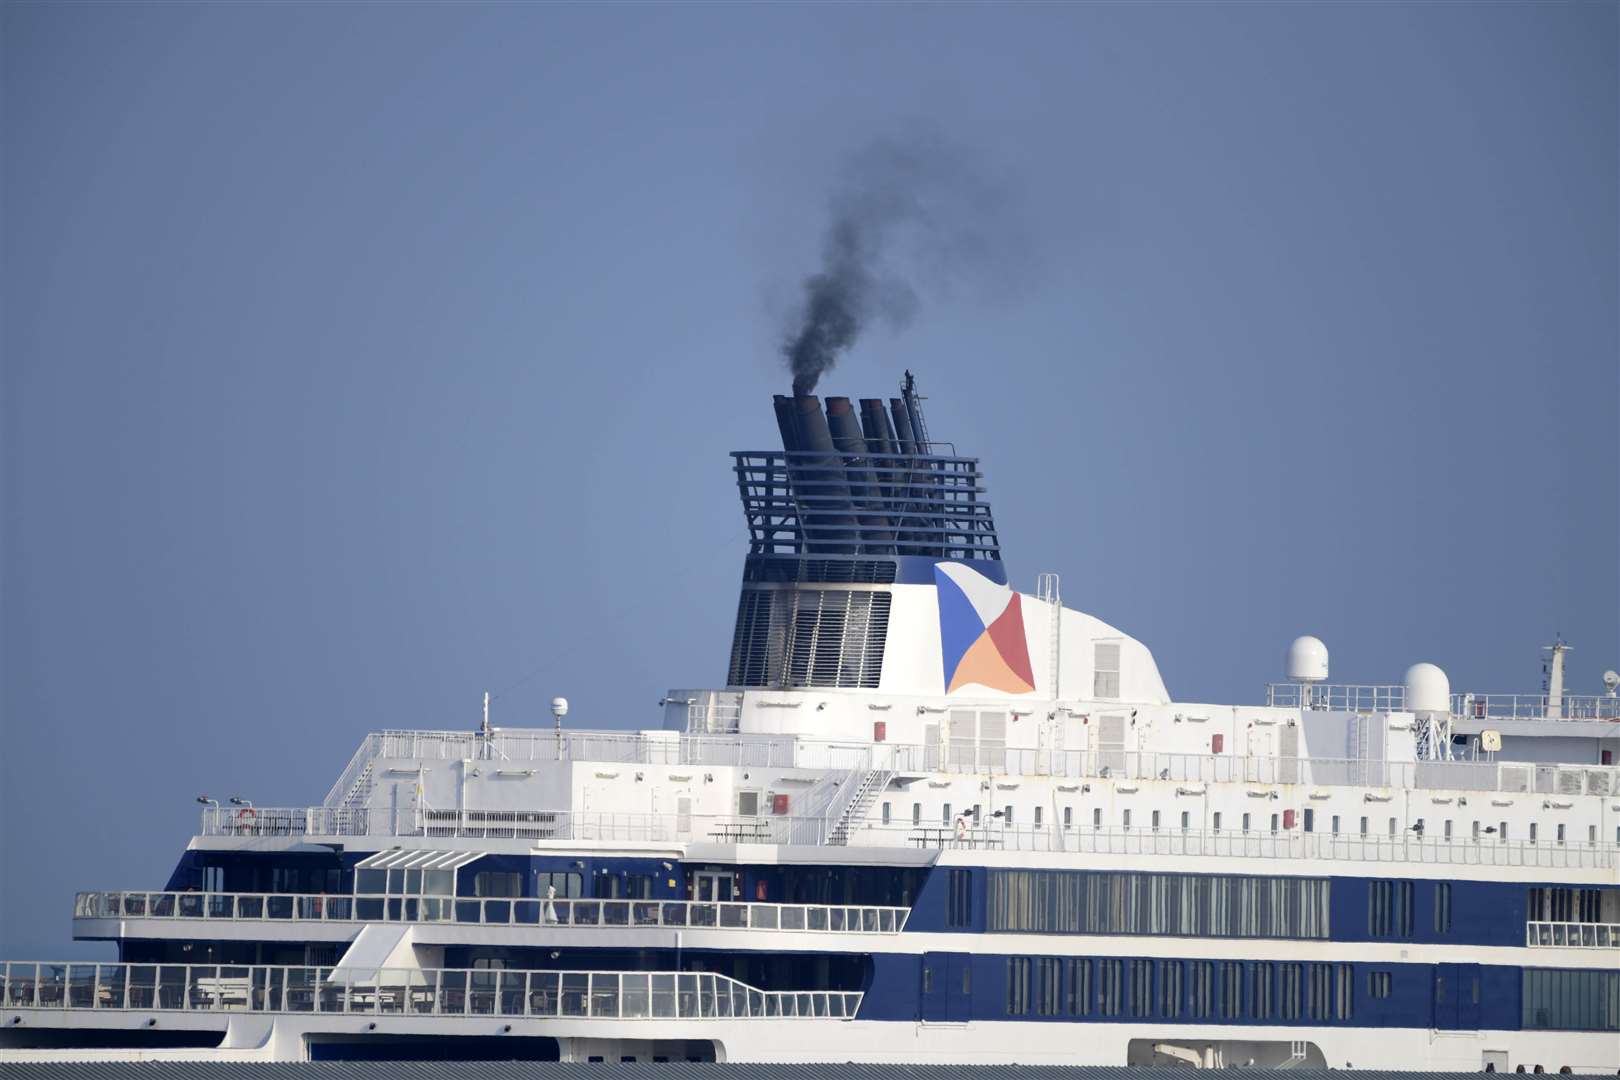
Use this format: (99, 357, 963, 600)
(235, 807, 258, 833)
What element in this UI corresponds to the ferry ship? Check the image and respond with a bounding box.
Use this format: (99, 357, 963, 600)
(3, 375, 1617, 1067)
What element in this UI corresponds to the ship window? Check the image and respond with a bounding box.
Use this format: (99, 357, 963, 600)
(1306, 962, 1331, 1021)
(1003, 806, 1013, 825)
(1444, 819, 1453, 840)
(1189, 961, 1213, 1018)
(1388, 817, 1397, 837)
(1556, 823, 1564, 844)
(475, 872, 523, 898)
(1093, 808, 1102, 828)
(1472, 820, 1480, 840)
(1369, 971, 1391, 999)
(1522, 969, 1620, 1031)
(1220, 962, 1242, 1019)
(1180, 811, 1190, 830)
(1065, 959, 1090, 1015)
(880, 802, 890, 825)
(1368, 880, 1413, 937)
(1122, 809, 1131, 830)
(1150, 810, 1160, 830)
(1279, 963, 1301, 1020)
(1033, 806, 1042, 827)
(736, 791, 759, 817)
(1330, 815, 1340, 835)
(987, 869, 1330, 939)
(912, 803, 921, 826)
(1241, 813, 1250, 833)
(1212, 812, 1222, 832)
(1335, 964, 1353, 1021)
(942, 803, 951, 825)
(1035, 957, 1061, 1016)
(1160, 960, 1183, 1017)
(1500, 821, 1508, 841)
(1251, 963, 1273, 1020)
(1302, 809, 1314, 833)
(1434, 883, 1453, 933)
(1063, 807, 1072, 829)
(1269, 813, 1278, 834)
(1361, 816, 1369, 836)
(1530, 823, 1538, 844)
(1092, 642, 1121, 699)
(1006, 958, 1029, 1016)
(1097, 959, 1122, 1016)
(946, 869, 972, 929)
(1127, 960, 1152, 1017)
(356, 870, 387, 895)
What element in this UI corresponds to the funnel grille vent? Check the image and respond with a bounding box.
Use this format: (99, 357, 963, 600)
(727, 588, 891, 689)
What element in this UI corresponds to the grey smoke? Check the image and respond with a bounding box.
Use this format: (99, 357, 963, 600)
(781, 135, 1021, 396)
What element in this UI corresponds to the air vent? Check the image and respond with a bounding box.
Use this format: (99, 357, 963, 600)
(743, 558, 899, 585)
(727, 588, 891, 689)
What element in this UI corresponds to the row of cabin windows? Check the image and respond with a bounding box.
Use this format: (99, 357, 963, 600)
(875, 804, 1615, 845)
(1005, 958, 1353, 1022)
(988, 870, 1330, 939)
(1527, 887, 1615, 925)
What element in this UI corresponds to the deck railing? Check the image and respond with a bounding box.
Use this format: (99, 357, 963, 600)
(73, 892, 908, 934)
(1264, 683, 1620, 722)
(195, 807, 1619, 870)
(0, 962, 859, 1021)
(1524, 921, 1620, 949)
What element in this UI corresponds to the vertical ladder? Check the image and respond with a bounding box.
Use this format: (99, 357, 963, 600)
(1037, 572, 1061, 700)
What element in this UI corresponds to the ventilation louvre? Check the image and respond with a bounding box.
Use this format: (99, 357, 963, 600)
(727, 589, 891, 689)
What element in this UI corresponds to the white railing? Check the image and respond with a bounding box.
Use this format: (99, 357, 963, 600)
(73, 892, 908, 934)
(201, 806, 841, 843)
(1265, 684, 1407, 712)
(322, 733, 382, 807)
(199, 808, 1619, 870)
(1454, 694, 1620, 723)
(1524, 921, 1620, 949)
(1264, 683, 1620, 722)
(0, 962, 860, 1021)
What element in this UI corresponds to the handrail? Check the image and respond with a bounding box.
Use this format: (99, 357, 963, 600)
(1524, 920, 1620, 949)
(194, 809, 1619, 869)
(0, 962, 861, 1021)
(73, 892, 909, 934)
(1264, 683, 1620, 722)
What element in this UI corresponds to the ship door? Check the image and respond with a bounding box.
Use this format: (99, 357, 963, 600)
(920, 953, 972, 1022)
(1434, 964, 1481, 1030)
(694, 870, 732, 902)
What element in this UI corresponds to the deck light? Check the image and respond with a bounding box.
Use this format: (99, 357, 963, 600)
(195, 796, 218, 808)
(229, 796, 253, 808)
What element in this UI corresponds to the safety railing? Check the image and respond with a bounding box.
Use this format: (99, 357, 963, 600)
(73, 892, 908, 934)
(1264, 683, 1620, 722)
(867, 823, 1618, 869)
(0, 962, 860, 1021)
(1454, 694, 1620, 723)
(1524, 921, 1620, 949)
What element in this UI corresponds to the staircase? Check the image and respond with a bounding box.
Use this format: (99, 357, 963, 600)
(828, 767, 895, 846)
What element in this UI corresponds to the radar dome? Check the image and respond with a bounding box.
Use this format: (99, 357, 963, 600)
(1404, 663, 1451, 716)
(1287, 636, 1329, 682)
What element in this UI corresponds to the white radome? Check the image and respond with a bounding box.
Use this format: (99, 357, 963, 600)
(1286, 635, 1329, 682)
(551, 696, 569, 719)
(1404, 662, 1451, 716)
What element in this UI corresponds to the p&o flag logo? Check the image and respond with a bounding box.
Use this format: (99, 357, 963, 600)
(934, 562, 1035, 694)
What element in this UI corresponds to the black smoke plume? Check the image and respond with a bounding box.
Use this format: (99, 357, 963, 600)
(781, 135, 1020, 396)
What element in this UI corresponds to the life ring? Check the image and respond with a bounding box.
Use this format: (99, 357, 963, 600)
(235, 807, 258, 833)
(954, 817, 967, 843)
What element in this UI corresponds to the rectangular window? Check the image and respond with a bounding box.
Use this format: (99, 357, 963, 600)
(1269, 813, 1279, 834)
(1123, 809, 1132, 830)
(1063, 807, 1073, 829)
(1160, 960, 1182, 1017)
(1336, 965, 1354, 1021)
(1004, 806, 1014, 825)
(1331, 815, 1340, 835)
(1389, 817, 1397, 837)
(1280, 963, 1301, 1020)
(881, 802, 891, 825)
(1556, 824, 1565, 845)
(1128, 959, 1152, 1017)
(1093, 808, 1102, 829)
(1065, 958, 1090, 1016)
(942, 803, 951, 825)
(986, 869, 1332, 939)
(1360, 816, 1368, 836)
(1368, 880, 1414, 937)
(1220, 962, 1243, 1019)
(1189, 961, 1213, 1018)
(1242, 812, 1251, 833)
(1034, 806, 1042, 827)
(1034, 957, 1061, 1016)
(1303, 808, 1314, 833)
(946, 870, 972, 929)
(1098, 959, 1122, 1017)
(1180, 811, 1190, 830)
(1213, 812, 1222, 832)
(1500, 821, 1509, 841)
(1151, 810, 1161, 830)
(912, 803, 921, 826)
(1368, 971, 1391, 999)
(1006, 958, 1030, 1016)
(1444, 819, 1453, 840)
(1251, 963, 1273, 1020)
(1472, 820, 1480, 840)
(1434, 883, 1453, 934)
(1522, 969, 1620, 1031)
(474, 871, 523, 898)
(1530, 823, 1538, 844)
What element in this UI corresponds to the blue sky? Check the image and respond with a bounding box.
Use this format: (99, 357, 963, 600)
(3, 2, 1615, 955)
